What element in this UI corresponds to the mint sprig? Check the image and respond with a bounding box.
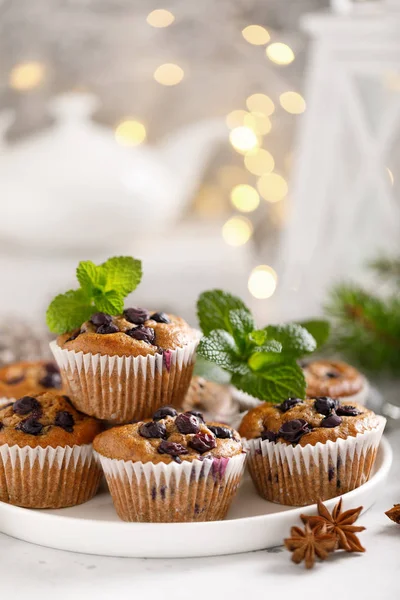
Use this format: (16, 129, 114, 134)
(196, 289, 329, 404)
(46, 256, 142, 334)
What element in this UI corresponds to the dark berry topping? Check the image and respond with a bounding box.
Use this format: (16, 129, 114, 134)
(186, 410, 205, 423)
(91, 312, 112, 326)
(6, 374, 25, 385)
(139, 421, 167, 439)
(314, 397, 339, 416)
(320, 414, 343, 428)
(39, 371, 62, 389)
(17, 417, 43, 436)
(208, 425, 233, 439)
(153, 406, 178, 421)
(124, 307, 150, 325)
(66, 329, 82, 342)
(189, 433, 217, 453)
(326, 371, 340, 379)
(261, 429, 278, 442)
(125, 325, 155, 345)
(277, 398, 303, 413)
(44, 363, 59, 374)
(54, 411, 75, 432)
(278, 419, 312, 444)
(336, 405, 361, 417)
(96, 323, 119, 335)
(150, 312, 171, 324)
(0, 423, 3, 430)
(158, 440, 188, 457)
(175, 413, 200, 434)
(13, 396, 41, 415)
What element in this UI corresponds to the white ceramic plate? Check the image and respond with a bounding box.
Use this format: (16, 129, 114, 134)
(0, 438, 392, 558)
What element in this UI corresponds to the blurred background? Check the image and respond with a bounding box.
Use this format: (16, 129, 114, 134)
(0, 0, 399, 377)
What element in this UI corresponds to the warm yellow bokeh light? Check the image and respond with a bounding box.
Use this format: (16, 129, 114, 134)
(244, 148, 274, 176)
(146, 9, 175, 27)
(9, 61, 46, 91)
(280, 91, 306, 114)
(194, 184, 226, 218)
(230, 185, 260, 213)
(386, 167, 394, 186)
(115, 120, 147, 146)
(244, 112, 272, 135)
(248, 265, 277, 299)
(217, 165, 250, 189)
(229, 126, 259, 153)
(257, 173, 288, 203)
(154, 63, 184, 86)
(226, 110, 248, 129)
(241, 25, 270, 46)
(266, 43, 295, 65)
(222, 216, 253, 246)
(246, 93, 275, 116)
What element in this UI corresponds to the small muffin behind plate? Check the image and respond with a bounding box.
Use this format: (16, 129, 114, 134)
(0, 360, 64, 405)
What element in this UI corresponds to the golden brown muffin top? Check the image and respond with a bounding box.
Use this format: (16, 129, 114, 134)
(57, 309, 198, 357)
(239, 397, 380, 447)
(304, 360, 364, 398)
(0, 360, 64, 400)
(0, 391, 102, 449)
(93, 405, 243, 464)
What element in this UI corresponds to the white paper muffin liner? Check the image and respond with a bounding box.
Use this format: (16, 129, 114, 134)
(50, 336, 200, 423)
(245, 415, 386, 506)
(0, 397, 14, 407)
(95, 451, 246, 522)
(0, 442, 102, 508)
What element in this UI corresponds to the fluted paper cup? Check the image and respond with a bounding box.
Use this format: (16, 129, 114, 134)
(95, 451, 246, 522)
(0, 443, 102, 508)
(50, 336, 199, 424)
(245, 416, 386, 507)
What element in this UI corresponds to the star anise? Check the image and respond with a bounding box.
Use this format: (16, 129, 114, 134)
(284, 523, 337, 569)
(301, 498, 366, 552)
(385, 504, 400, 524)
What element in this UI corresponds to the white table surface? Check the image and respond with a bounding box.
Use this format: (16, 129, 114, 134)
(1, 428, 399, 600)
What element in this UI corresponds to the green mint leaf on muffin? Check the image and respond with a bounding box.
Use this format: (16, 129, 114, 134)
(231, 362, 306, 401)
(263, 324, 317, 358)
(197, 290, 251, 336)
(46, 255, 142, 333)
(198, 330, 249, 374)
(297, 319, 330, 349)
(193, 356, 232, 384)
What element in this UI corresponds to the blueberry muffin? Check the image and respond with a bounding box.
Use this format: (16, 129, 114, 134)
(94, 405, 246, 522)
(182, 376, 240, 425)
(303, 359, 368, 404)
(0, 391, 103, 508)
(51, 309, 200, 423)
(239, 397, 385, 506)
(0, 361, 63, 404)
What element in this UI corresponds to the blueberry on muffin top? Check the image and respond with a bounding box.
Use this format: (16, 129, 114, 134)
(0, 361, 63, 400)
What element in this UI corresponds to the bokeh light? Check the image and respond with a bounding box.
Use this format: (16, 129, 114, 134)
(222, 216, 253, 246)
(194, 184, 226, 218)
(154, 63, 184, 86)
(146, 9, 175, 27)
(266, 43, 295, 65)
(246, 93, 275, 116)
(244, 112, 271, 135)
(9, 61, 46, 91)
(229, 126, 259, 153)
(226, 110, 248, 129)
(230, 185, 260, 213)
(244, 148, 274, 176)
(257, 173, 288, 203)
(242, 25, 270, 46)
(115, 120, 147, 146)
(248, 265, 277, 299)
(280, 91, 306, 114)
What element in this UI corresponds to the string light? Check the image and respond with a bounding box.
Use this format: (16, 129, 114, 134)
(229, 126, 259, 153)
(230, 185, 260, 212)
(386, 167, 394, 186)
(248, 265, 277, 299)
(280, 91, 306, 114)
(257, 173, 288, 203)
(244, 112, 271, 135)
(246, 93, 275, 116)
(241, 25, 270, 46)
(9, 61, 45, 91)
(266, 43, 295, 65)
(115, 120, 147, 146)
(217, 165, 250, 189)
(222, 216, 253, 246)
(226, 110, 248, 129)
(244, 148, 274, 176)
(146, 9, 175, 27)
(154, 63, 184, 86)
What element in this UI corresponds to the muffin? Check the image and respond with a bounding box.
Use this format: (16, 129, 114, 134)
(94, 405, 246, 522)
(239, 397, 385, 506)
(0, 361, 63, 405)
(303, 359, 368, 404)
(0, 391, 103, 508)
(182, 376, 240, 426)
(50, 308, 200, 423)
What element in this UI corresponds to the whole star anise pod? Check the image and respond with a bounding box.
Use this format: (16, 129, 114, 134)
(385, 504, 400, 524)
(284, 523, 337, 569)
(301, 498, 366, 552)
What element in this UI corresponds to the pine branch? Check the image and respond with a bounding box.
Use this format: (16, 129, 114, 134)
(369, 255, 400, 285)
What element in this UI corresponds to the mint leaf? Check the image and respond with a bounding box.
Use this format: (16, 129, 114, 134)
(94, 290, 124, 315)
(264, 323, 316, 358)
(46, 289, 93, 334)
(248, 341, 283, 371)
(197, 330, 248, 374)
(197, 290, 251, 336)
(193, 356, 231, 384)
(228, 308, 254, 352)
(76, 260, 106, 295)
(297, 319, 330, 349)
(232, 362, 306, 402)
(101, 256, 142, 296)
(249, 329, 267, 345)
